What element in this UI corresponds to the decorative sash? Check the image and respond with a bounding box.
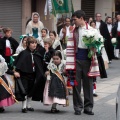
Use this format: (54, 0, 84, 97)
(50, 68, 69, 107)
(66, 27, 78, 87)
(0, 77, 18, 103)
(88, 53, 100, 77)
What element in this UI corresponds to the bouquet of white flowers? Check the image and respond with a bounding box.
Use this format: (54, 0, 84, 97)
(82, 29, 104, 58)
(111, 38, 117, 48)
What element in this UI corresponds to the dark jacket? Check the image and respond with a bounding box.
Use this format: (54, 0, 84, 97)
(14, 48, 46, 101)
(95, 20, 114, 60)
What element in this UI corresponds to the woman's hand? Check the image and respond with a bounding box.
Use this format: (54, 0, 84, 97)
(45, 71, 50, 76)
(14, 71, 20, 78)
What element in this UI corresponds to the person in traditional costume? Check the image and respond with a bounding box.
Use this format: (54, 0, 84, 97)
(0, 55, 19, 112)
(49, 31, 64, 58)
(16, 35, 28, 54)
(59, 17, 75, 50)
(43, 50, 68, 113)
(14, 36, 45, 113)
(71, 10, 107, 115)
(87, 17, 93, 25)
(26, 12, 44, 44)
(42, 38, 55, 72)
(0, 27, 19, 93)
(112, 13, 120, 59)
(90, 21, 109, 71)
(40, 28, 49, 47)
(95, 13, 114, 62)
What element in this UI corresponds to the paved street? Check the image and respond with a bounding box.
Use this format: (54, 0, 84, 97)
(0, 60, 120, 120)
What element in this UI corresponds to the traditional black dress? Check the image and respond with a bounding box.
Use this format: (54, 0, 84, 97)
(43, 62, 66, 105)
(14, 48, 46, 102)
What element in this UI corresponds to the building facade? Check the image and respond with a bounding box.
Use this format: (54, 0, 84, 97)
(0, 0, 118, 40)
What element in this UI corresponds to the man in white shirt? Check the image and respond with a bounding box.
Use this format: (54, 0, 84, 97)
(106, 17, 113, 37)
(59, 18, 74, 49)
(71, 10, 95, 116)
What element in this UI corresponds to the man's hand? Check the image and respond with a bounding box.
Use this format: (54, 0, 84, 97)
(90, 47, 96, 52)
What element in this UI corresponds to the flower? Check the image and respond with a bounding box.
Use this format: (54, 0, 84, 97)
(82, 29, 96, 38)
(82, 29, 104, 58)
(111, 38, 117, 44)
(111, 38, 117, 48)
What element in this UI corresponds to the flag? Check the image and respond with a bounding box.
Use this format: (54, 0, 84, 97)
(51, 0, 70, 16)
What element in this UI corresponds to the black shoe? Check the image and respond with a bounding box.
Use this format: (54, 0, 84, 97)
(51, 108, 60, 113)
(114, 57, 119, 60)
(74, 111, 81, 115)
(84, 110, 94, 115)
(93, 93, 98, 97)
(22, 108, 27, 113)
(27, 107, 34, 111)
(0, 107, 5, 113)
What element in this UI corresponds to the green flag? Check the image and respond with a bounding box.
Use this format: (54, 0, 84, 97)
(51, 0, 69, 16)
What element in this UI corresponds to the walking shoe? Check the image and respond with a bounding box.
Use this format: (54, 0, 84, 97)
(22, 108, 27, 113)
(93, 93, 98, 97)
(84, 110, 94, 115)
(51, 108, 60, 113)
(27, 107, 34, 111)
(0, 107, 5, 113)
(74, 111, 81, 115)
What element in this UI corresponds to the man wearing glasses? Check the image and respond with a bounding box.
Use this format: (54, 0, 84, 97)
(95, 13, 114, 63)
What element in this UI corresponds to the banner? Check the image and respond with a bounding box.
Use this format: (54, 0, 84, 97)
(51, 0, 69, 16)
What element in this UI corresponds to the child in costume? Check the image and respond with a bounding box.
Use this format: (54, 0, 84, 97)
(14, 36, 45, 113)
(43, 50, 68, 113)
(49, 31, 62, 51)
(40, 28, 49, 47)
(42, 38, 55, 72)
(0, 27, 19, 107)
(49, 31, 64, 60)
(16, 35, 28, 54)
(0, 55, 17, 112)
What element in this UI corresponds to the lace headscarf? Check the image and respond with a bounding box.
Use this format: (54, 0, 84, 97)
(16, 35, 27, 54)
(31, 12, 40, 21)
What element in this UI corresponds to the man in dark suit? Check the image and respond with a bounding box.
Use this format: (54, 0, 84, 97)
(95, 13, 114, 62)
(112, 13, 120, 59)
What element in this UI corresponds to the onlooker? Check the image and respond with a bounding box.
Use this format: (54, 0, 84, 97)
(112, 13, 120, 59)
(95, 13, 114, 62)
(59, 17, 74, 49)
